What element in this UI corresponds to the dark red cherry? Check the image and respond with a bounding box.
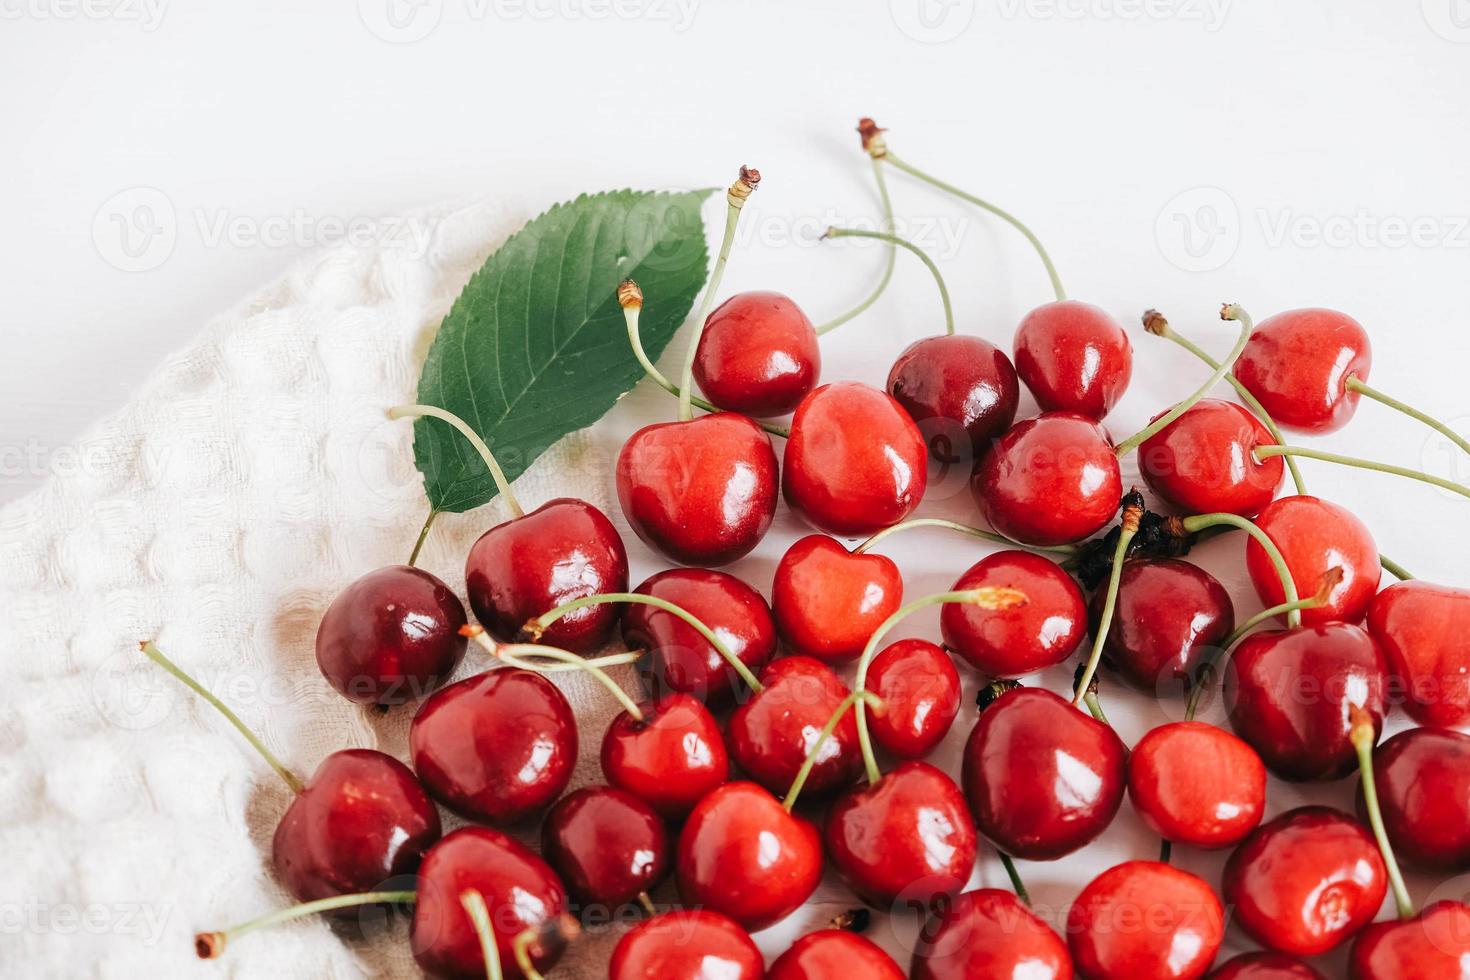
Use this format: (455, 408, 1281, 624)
(1367, 580, 1470, 727)
(676, 781, 822, 931)
(1208, 953, 1327, 980)
(616, 412, 778, 566)
(961, 686, 1127, 860)
(772, 534, 902, 664)
(1222, 805, 1386, 956)
(601, 693, 729, 819)
(1234, 308, 1370, 434)
(887, 334, 1020, 460)
(411, 826, 572, 979)
(727, 655, 863, 799)
(1127, 721, 1265, 849)
(1090, 558, 1234, 693)
(1349, 900, 1470, 979)
(272, 749, 441, 904)
(315, 565, 467, 705)
(409, 668, 577, 823)
(542, 785, 668, 909)
(1013, 300, 1132, 420)
(464, 497, 628, 652)
(1247, 495, 1380, 627)
(866, 639, 960, 758)
(1067, 860, 1224, 980)
(783, 381, 928, 536)
(940, 551, 1086, 676)
(622, 567, 776, 705)
(1138, 397, 1284, 518)
(911, 888, 1073, 980)
(610, 910, 763, 980)
(1224, 622, 1388, 782)
(971, 413, 1122, 546)
(770, 929, 905, 979)
(693, 290, 820, 417)
(1363, 727, 1470, 870)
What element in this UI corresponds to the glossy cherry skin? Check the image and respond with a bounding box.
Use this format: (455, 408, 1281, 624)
(693, 291, 820, 417)
(961, 686, 1127, 860)
(1127, 721, 1265, 849)
(1234, 308, 1371, 434)
(911, 888, 1073, 980)
(782, 381, 928, 536)
(1367, 581, 1470, 727)
(616, 412, 779, 566)
(272, 749, 441, 904)
(1349, 901, 1470, 979)
(1067, 860, 1224, 980)
(622, 568, 776, 705)
(601, 693, 729, 819)
(541, 785, 668, 909)
(315, 565, 467, 705)
(1208, 953, 1327, 979)
(972, 413, 1122, 546)
(676, 781, 823, 932)
(1013, 300, 1132, 420)
(464, 497, 628, 652)
(1090, 558, 1234, 693)
(410, 827, 570, 980)
(1224, 622, 1388, 782)
(940, 551, 1087, 676)
(887, 334, 1020, 461)
(409, 668, 577, 824)
(866, 639, 960, 758)
(727, 655, 863, 798)
(770, 929, 905, 979)
(772, 534, 902, 664)
(1138, 398, 1283, 518)
(1222, 805, 1387, 957)
(1364, 727, 1470, 869)
(1247, 495, 1381, 627)
(609, 910, 763, 980)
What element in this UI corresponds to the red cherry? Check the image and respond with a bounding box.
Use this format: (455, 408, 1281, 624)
(887, 334, 1020, 460)
(911, 888, 1073, 980)
(610, 910, 763, 980)
(1126, 721, 1265, 849)
(676, 781, 823, 931)
(971, 413, 1122, 546)
(1363, 727, 1470, 870)
(1138, 398, 1284, 518)
(940, 551, 1086, 676)
(1222, 805, 1387, 956)
(601, 693, 729, 819)
(314, 565, 467, 705)
(1013, 300, 1132, 420)
(621, 567, 776, 704)
(1367, 581, 1470, 727)
(463, 498, 628, 652)
(1208, 953, 1327, 979)
(409, 668, 577, 823)
(1349, 900, 1470, 979)
(1246, 495, 1380, 626)
(727, 656, 864, 799)
(541, 786, 668, 909)
(772, 534, 902, 664)
(865, 639, 960, 758)
(1066, 860, 1224, 980)
(1224, 622, 1388, 781)
(1233, 308, 1370, 434)
(783, 381, 928, 536)
(770, 929, 905, 979)
(961, 686, 1127, 860)
(616, 412, 778, 566)
(1089, 558, 1234, 693)
(692, 291, 821, 417)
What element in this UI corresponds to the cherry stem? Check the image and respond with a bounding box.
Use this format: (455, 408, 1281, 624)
(407, 509, 439, 567)
(637, 893, 657, 917)
(1254, 444, 1470, 502)
(1347, 374, 1470, 459)
(1180, 513, 1301, 628)
(1351, 706, 1416, 920)
(140, 641, 304, 795)
(499, 649, 646, 673)
(1380, 555, 1414, 581)
(1115, 304, 1253, 458)
(815, 155, 896, 336)
(854, 517, 1077, 557)
(194, 890, 416, 959)
(1073, 503, 1141, 708)
(997, 852, 1032, 906)
(678, 167, 759, 423)
(1159, 839, 1173, 864)
(462, 626, 643, 722)
(824, 226, 954, 336)
(527, 593, 764, 694)
(513, 929, 548, 980)
(782, 689, 884, 812)
(461, 890, 504, 980)
(388, 404, 524, 519)
(882, 150, 1065, 302)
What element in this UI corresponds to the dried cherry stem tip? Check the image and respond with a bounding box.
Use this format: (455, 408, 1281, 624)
(824, 226, 954, 336)
(1351, 705, 1415, 920)
(782, 689, 883, 812)
(1346, 374, 1470, 459)
(514, 915, 581, 980)
(831, 906, 872, 932)
(1072, 501, 1142, 708)
(461, 625, 642, 722)
(857, 118, 888, 158)
(388, 404, 523, 519)
(195, 890, 417, 959)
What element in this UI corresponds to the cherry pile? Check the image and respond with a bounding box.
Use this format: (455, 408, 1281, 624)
(148, 124, 1470, 980)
